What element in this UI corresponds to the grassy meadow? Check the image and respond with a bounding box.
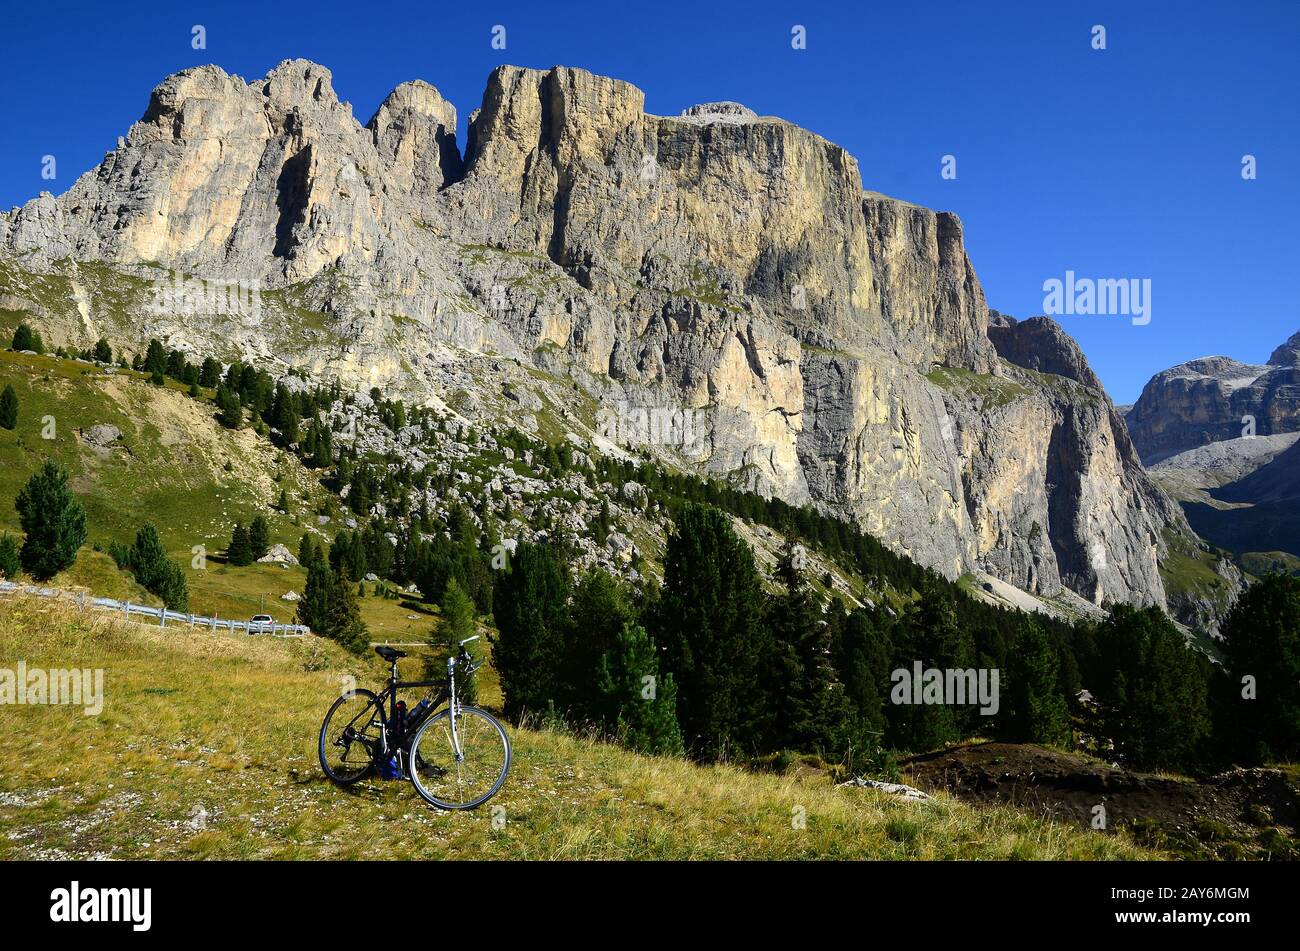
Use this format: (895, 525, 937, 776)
(0, 596, 1158, 860)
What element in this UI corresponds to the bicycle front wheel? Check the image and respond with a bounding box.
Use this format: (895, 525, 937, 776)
(409, 706, 511, 809)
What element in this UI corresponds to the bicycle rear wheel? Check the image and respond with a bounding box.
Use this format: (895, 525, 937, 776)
(319, 689, 385, 784)
(409, 706, 511, 809)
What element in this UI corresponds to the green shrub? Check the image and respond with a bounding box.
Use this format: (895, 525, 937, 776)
(0, 533, 20, 580)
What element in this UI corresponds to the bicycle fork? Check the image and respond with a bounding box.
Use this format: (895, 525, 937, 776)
(447, 657, 464, 761)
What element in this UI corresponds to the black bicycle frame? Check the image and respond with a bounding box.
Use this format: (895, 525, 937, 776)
(370, 658, 448, 746)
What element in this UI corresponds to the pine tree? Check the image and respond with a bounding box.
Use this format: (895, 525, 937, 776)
(833, 607, 891, 738)
(215, 383, 242, 429)
(764, 543, 837, 753)
(277, 489, 290, 513)
(298, 532, 320, 568)
(297, 558, 336, 634)
(11, 324, 36, 350)
(592, 498, 611, 546)
(248, 515, 270, 560)
(652, 503, 773, 760)
(14, 461, 87, 581)
(884, 583, 974, 752)
(144, 339, 167, 376)
(166, 350, 186, 379)
(1091, 605, 1211, 770)
(1000, 617, 1070, 746)
(269, 383, 298, 445)
(313, 424, 334, 469)
(1219, 574, 1300, 763)
(92, 338, 112, 363)
(360, 522, 395, 579)
(438, 577, 476, 642)
(326, 567, 369, 654)
(247, 368, 274, 417)
(561, 570, 637, 721)
(491, 542, 571, 721)
(349, 476, 371, 515)
(329, 530, 367, 582)
(0, 384, 17, 430)
(155, 560, 188, 611)
(199, 358, 221, 388)
(127, 523, 168, 591)
(124, 524, 189, 611)
(595, 622, 684, 755)
(820, 605, 893, 773)
(227, 522, 254, 566)
(433, 578, 478, 703)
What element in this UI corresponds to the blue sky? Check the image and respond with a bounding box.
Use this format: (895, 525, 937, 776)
(1, 0, 1296, 402)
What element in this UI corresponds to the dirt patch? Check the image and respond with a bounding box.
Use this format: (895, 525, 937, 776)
(901, 742, 1300, 858)
(101, 376, 274, 489)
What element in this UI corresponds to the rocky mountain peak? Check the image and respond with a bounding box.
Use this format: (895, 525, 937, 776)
(368, 79, 461, 196)
(1166, 355, 1267, 382)
(677, 101, 760, 124)
(987, 313, 1104, 391)
(255, 58, 340, 108)
(371, 80, 456, 127)
(1127, 328, 1300, 464)
(1268, 329, 1300, 366)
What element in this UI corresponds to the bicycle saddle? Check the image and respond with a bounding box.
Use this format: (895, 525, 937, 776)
(374, 645, 407, 662)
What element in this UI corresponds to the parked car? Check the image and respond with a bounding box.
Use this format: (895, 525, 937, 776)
(249, 614, 275, 634)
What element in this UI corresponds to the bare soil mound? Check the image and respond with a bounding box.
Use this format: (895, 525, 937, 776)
(901, 742, 1300, 859)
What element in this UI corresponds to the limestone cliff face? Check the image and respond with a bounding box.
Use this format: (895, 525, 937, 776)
(448, 67, 995, 372)
(861, 194, 994, 373)
(964, 315, 1191, 607)
(0, 60, 1205, 618)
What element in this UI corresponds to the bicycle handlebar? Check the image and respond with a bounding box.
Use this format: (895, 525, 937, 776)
(449, 643, 483, 677)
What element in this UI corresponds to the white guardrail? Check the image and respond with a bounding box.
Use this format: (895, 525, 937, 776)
(0, 579, 311, 637)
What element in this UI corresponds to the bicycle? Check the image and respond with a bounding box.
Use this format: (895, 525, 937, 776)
(318, 635, 511, 810)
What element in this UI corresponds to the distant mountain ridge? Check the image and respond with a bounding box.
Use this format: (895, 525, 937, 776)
(1126, 330, 1300, 466)
(1128, 328, 1300, 563)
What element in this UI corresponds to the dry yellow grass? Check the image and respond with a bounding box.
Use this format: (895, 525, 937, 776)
(0, 595, 1159, 860)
